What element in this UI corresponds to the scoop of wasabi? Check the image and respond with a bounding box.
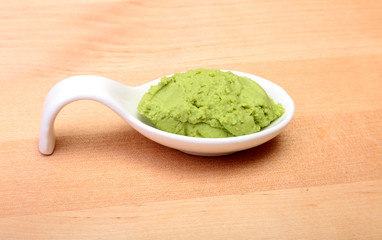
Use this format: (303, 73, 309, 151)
(138, 69, 284, 138)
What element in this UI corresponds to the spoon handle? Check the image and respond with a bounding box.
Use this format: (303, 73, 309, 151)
(39, 75, 129, 155)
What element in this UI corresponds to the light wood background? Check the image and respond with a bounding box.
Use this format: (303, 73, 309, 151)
(1, 0, 381, 239)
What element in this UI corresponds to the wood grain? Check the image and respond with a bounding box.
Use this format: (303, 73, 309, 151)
(0, 0, 381, 239)
(1, 181, 381, 239)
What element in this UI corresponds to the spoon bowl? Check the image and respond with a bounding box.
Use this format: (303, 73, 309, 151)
(39, 70, 294, 156)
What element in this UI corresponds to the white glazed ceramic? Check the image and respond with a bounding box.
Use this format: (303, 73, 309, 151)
(39, 71, 295, 156)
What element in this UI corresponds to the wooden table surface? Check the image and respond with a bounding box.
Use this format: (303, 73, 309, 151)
(1, 0, 381, 239)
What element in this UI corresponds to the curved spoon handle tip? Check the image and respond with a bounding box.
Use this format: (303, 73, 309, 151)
(39, 75, 127, 155)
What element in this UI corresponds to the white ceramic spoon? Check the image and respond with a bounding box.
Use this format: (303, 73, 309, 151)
(39, 70, 294, 156)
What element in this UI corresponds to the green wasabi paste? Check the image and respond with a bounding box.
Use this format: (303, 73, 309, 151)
(138, 69, 284, 138)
